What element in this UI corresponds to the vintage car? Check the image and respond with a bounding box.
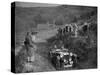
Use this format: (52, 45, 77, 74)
(49, 47, 77, 70)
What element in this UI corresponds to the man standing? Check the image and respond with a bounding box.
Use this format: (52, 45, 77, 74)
(24, 32, 34, 62)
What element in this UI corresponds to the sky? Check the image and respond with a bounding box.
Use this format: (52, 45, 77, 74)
(15, 2, 60, 7)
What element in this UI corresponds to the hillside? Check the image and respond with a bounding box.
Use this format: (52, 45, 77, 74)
(15, 5, 97, 46)
(14, 4, 97, 73)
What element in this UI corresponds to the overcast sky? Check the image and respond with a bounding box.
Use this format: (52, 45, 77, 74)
(15, 2, 60, 7)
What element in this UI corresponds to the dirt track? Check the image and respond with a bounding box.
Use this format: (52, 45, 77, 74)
(15, 41, 56, 73)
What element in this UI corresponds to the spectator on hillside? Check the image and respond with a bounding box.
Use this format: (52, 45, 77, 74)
(24, 32, 35, 62)
(31, 32, 37, 51)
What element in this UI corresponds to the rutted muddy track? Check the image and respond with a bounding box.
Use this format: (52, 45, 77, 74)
(15, 43, 56, 73)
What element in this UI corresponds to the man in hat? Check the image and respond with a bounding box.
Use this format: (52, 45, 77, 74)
(24, 31, 37, 62)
